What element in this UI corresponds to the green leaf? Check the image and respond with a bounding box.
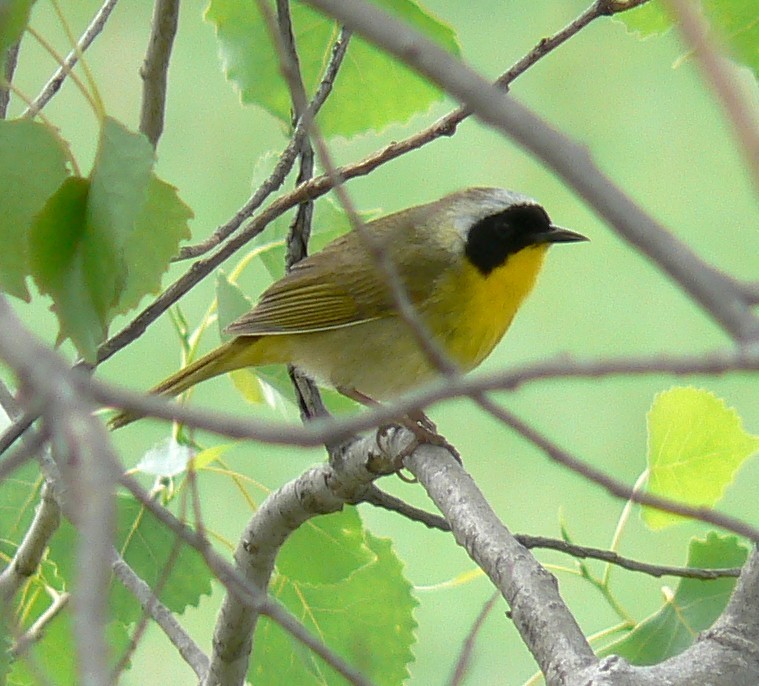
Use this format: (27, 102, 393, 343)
(277, 507, 375, 585)
(616, 0, 759, 78)
(86, 117, 154, 318)
(46, 493, 212, 629)
(205, 0, 460, 137)
(0, 119, 69, 300)
(116, 176, 192, 313)
(8, 596, 131, 686)
(28, 118, 189, 360)
(251, 522, 417, 685)
(616, 2, 673, 37)
(216, 270, 253, 341)
(28, 176, 107, 360)
(602, 533, 747, 665)
(644, 387, 759, 529)
(0, 0, 36, 57)
(111, 494, 213, 622)
(703, 0, 759, 78)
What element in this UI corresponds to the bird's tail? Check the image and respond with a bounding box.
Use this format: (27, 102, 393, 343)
(108, 337, 259, 430)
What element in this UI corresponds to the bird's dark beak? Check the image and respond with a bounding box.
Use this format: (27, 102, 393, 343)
(541, 225, 589, 244)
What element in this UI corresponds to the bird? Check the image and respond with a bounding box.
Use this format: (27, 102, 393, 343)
(109, 187, 587, 429)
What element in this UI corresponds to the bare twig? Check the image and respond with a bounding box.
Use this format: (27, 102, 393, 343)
(1, 41, 21, 118)
(0, 482, 61, 600)
(299, 0, 759, 343)
(111, 524, 186, 680)
(116, 472, 377, 686)
(663, 0, 759, 194)
(269, 0, 330, 424)
(448, 592, 501, 686)
(22, 0, 120, 118)
(174, 27, 351, 261)
(93, 347, 759, 449)
(139, 0, 180, 147)
(11, 591, 70, 657)
(111, 551, 210, 679)
(516, 534, 741, 580)
(361, 485, 451, 531)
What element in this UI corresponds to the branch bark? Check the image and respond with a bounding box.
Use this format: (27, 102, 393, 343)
(206, 429, 408, 685)
(139, 0, 180, 147)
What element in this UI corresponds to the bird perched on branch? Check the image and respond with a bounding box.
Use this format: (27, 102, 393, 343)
(110, 187, 587, 429)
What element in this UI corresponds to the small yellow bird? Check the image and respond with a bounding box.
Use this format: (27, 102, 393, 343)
(110, 187, 586, 428)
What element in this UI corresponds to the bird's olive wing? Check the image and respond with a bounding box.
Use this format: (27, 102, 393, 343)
(225, 235, 398, 335)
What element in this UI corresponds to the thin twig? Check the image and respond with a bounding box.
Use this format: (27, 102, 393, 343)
(663, 0, 759, 194)
(110, 514, 187, 680)
(22, 0, 120, 118)
(361, 485, 451, 531)
(0, 482, 61, 600)
(448, 592, 501, 686)
(139, 0, 180, 147)
(516, 535, 741, 580)
(476, 395, 759, 542)
(11, 591, 70, 657)
(174, 27, 351, 261)
(111, 551, 210, 679)
(270, 0, 329, 424)
(93, 347, 759, 450)
(1, 41, 21, 118)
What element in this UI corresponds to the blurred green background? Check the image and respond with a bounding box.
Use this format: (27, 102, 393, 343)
(5, 0, 759, 684)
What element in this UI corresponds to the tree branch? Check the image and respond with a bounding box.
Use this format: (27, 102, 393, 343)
(139, 0, 180, 147)
(1, 41, 21, 118)
(206, 429, 408, 685)
(298, 0, 759, 343)
(111, 551, 210, 679)
(0, 297, 120, 686)
(94, 347, 759, 452)
(402, 439, 597, 684)
(0, 482, 60, 601)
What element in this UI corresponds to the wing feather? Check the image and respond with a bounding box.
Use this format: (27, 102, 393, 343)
(225, 236, 396, 335)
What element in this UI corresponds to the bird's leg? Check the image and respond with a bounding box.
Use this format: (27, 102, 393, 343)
(337, 388, 461, 467)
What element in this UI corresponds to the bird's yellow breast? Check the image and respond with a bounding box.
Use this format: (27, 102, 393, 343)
(427, 244, 550, 371)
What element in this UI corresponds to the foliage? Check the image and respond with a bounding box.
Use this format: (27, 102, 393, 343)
(0, 0, 757, 684)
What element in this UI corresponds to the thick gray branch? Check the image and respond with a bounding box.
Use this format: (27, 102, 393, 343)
(206, 431, 406, 685)
(403, 442, 596, 684)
